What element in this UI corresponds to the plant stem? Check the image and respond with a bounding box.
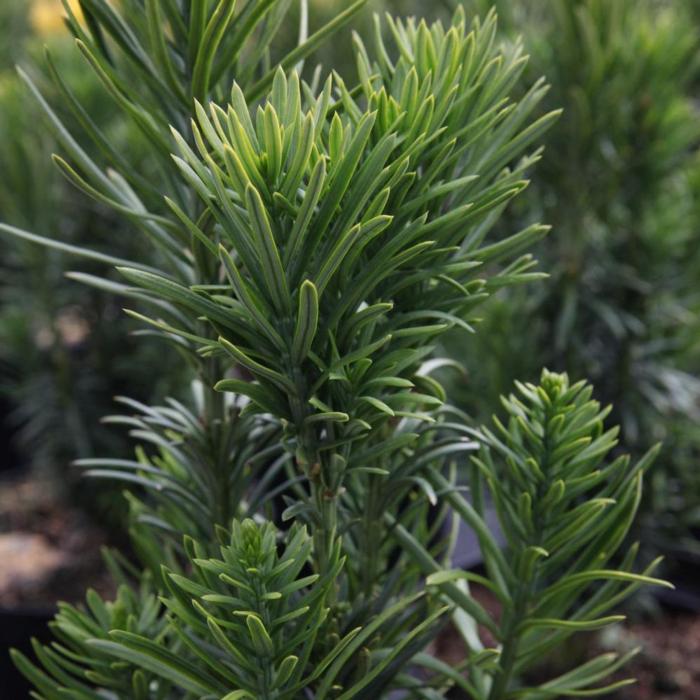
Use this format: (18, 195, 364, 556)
(289, 365, 339, 580)
(201, 351, 232, 529)
(314, 483, 338, 576)
(361, 475, 380, 598)
(487, 594, 526, 700)
(489, 404, 552, 700)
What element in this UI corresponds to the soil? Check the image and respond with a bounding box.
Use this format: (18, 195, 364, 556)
(610, 613, 700, 699)
(0, 473, 113, 608)
(435, 585, 700, 699)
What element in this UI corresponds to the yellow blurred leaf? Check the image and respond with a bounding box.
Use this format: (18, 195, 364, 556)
(30, 0, 83, 36)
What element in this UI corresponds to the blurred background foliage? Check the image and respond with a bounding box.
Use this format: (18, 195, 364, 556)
(441, 0, 700, 573)
(0, 0, 181, 499)
(1, 0, 699, 575)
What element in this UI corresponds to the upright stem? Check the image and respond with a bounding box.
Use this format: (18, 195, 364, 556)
(200, 347, 232, 528)
(193, 240, 235, 528)
(487, 593, 527, 700)
(489, 407, 551, 700)
(313, 481, 338, 577)
(290, 366, 339, 581)
(361, 475, 381, 598)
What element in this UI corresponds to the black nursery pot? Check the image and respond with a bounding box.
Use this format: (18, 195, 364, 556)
(0, 397, 25, 476)
(0, 605, 55, 696)
(656, 557, 700, 613)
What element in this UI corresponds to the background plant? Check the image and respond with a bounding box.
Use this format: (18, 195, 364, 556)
(0, 2, 182, 487)
(442, 0, 700, 569)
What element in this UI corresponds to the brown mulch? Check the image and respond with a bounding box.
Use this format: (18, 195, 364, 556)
(0, 474, 113, 608)
(610, 613, 700, 699)
(434, 585, 700, 699)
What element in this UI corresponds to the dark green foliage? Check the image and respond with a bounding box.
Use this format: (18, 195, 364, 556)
(441, 371, 668, 697)
(2, 2, 672, 698)
(75, 392, 290, 561)
(11, 556, 175, 699)
(112, 7, 558, 618)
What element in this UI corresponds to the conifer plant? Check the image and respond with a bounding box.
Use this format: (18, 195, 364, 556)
(4, 1, 670, 698)
(445, 0, 700, 565)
